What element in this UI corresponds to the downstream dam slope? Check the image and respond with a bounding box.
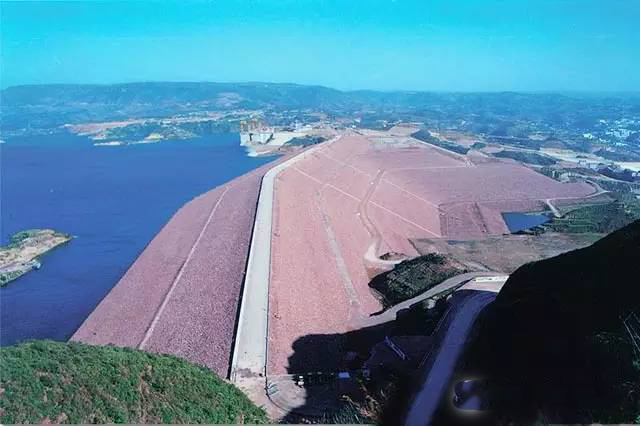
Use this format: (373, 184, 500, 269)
(72, 158, 284, 377)
(267, 131, 595, 375)
(73, 129, 595, 381)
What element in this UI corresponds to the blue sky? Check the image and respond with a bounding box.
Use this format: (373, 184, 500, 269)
(1, 0, 639, 91)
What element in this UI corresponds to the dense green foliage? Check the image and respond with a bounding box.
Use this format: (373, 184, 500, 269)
(369, 253, 467, 308)
(596, 179, 640, 193)
(0, 341, 267, 424)
(106, 121, 234, 142)
(6, 229, 70, 248)
(493, 149, 557, 165)
(0, 268, 34, 286)
(596, 148, 640, 162)
(535, 166, 561, 180)
(598, 166, 638, 182)
(411, 130, 470, 155)
(9, 230, 36, 245)
(284, 135, 326, 147)
(545, 193, 640, 234)
(444, 220, 640, 424)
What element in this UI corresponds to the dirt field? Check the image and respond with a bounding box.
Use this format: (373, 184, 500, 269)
(412, 232, 602, 273)
(267, 131, 596, 375)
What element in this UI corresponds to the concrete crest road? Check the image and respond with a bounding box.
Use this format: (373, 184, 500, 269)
(230, 135, 341, 382)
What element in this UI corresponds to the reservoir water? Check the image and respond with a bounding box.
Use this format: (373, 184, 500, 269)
(502, 212, 552, 233)
(0, 133, 274, 346)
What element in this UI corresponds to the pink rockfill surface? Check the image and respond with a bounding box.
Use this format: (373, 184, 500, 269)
(268, 166, 353, 374)
(72, 159, 285, 377)
(267, 133, 598, 375)
(73, 132, 597, 379)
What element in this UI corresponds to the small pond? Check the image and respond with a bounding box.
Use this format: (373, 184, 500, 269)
(502, 212, 552, 233)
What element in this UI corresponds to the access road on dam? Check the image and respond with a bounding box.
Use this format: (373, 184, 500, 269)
(230, 135, 341, 382)
(71, 154, 292, 377)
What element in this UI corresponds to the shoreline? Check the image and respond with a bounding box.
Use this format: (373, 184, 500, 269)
(0, 230, 73, 287)
(70, 153, 292, 377)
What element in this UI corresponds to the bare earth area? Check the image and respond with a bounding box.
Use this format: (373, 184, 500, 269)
(267, 131, 596, 375)
(72, 159, 286, 377)
(412, 232, 602, 274)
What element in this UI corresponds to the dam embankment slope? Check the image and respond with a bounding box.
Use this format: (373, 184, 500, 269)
(72, 158, 283, 377)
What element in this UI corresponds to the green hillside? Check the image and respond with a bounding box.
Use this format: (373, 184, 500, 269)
(447, 220, 640, 424)
(0, 341, 267, 424)
(493, 149, 557, 165)
(369, 253, 468, 308)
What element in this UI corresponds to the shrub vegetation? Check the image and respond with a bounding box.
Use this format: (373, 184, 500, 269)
(0, 341, 267, 424)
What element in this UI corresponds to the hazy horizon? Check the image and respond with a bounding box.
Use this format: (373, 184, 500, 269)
(4, 80, 640, 96)
(1, 0, 639, 92)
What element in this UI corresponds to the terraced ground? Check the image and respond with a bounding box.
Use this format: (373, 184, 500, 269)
(71, 129, 597, 380)
(267, 130, 595, 375)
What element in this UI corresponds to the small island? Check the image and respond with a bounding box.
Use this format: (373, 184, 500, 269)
(0, 229, 72, 286)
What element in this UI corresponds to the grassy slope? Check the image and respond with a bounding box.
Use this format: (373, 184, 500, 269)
(493, 150, 557, 165)
(0, 341, 267, 424)
(369, 253, 468, 308)
(546, 192, 640, 234)
(410, 130, 470, 155)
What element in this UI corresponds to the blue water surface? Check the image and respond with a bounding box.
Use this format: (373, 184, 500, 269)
(0, 133, 274, 346)
(502, 212, 551, 233)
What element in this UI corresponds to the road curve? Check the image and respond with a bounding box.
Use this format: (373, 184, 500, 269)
(404, 290, 497, 426)
(366, 272, 506, 327)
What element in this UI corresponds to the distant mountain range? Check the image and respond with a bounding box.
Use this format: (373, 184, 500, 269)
(2, 82, 639, 132)
(2, 82, 350, 110)
(4, 82, 639, 107)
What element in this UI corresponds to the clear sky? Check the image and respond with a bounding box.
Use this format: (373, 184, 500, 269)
(1, 0, 639, 91)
